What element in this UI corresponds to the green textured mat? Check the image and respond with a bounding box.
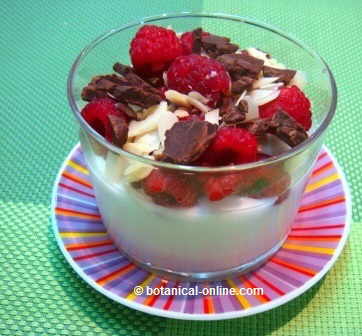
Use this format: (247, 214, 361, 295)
(0, 0, 361, 335)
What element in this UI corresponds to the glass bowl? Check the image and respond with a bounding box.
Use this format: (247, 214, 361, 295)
(67, 13, 337, 281)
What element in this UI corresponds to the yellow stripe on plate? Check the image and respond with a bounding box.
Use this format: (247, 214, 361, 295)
(305, 173, 339, 193)
(283, 243, 334, 255)
(68, 160, 89, 175)
(126, 274, 156, 301)
(60, 232, 107, 238)
(226, 279, 251, 309)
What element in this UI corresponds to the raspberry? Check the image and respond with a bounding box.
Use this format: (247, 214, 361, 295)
(259, 86, 312, 130)
(180, 31, 210, 55)
(143, 169, 197, 207)
(166, 55, 230, 105)
(130, 25, 183, 76)
(81, 98, 126, 141)
(200, 173, 244, 201)
(198, 127, 258, 166)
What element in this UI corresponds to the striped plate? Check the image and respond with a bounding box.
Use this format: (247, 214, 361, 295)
(51, 144, 351, 320)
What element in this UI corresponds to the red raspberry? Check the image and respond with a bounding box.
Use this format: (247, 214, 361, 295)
(200, 173, 244, 201)
(198, 127, 258, 166)
(180, 31, 210, 55)
(259, 86, 312, 130)
(130, 25, 183, 76)
(166, 55, 230, 105)
(143, 169, 197, 207)
(81, 98, 126, 141)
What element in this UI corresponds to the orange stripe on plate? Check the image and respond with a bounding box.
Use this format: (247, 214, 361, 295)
(282, 243, 334, 255)
(66, 239, 113, 251)
(241, 276, 270, 303)
(311, 161, 333, 177)
(270, 257, 316, 276)
(143, 279, 168, 307)
(253, 272, 285, 296)
(226, 279, 251, 309)
(62, 171, 93, 189)
(203, 295, 215, 314)
(298, 196, 345, 213)
(55, 208, 101, 220)
(96, 263, 135, 286)
(291, 224, 344, 231)
(163, 282, 180, 310)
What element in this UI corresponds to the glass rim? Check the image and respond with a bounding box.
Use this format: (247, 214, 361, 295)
(67, 12, 337, 173)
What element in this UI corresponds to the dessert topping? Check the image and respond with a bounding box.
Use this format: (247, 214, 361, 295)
(160, 120, 218, 164)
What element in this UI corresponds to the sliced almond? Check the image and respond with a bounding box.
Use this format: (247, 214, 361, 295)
(158, 111, 179, 146)
(128, 101, 168, 137)
(205, 109, 220, 125)
(188, 91, 209, 104)
(244, 95, 259, 120)
(124, 161, 153, 182)
(252, 76, 279, 89)
(249, 89, 280, 106)
(124, 142, 154, 156)
(165, 90, 191, 107)
(134, 130, 161, 152)
(174, 109, 190, 118)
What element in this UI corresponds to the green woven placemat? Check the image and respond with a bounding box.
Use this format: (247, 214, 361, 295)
(0, 0, 361, 335)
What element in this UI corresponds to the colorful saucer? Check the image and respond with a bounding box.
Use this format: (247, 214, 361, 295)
(51, 144, 351, 320)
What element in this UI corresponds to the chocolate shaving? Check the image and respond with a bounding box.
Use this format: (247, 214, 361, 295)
(108, 115, 128, 147)
(81, 63, 162, 110)
(245, 118, 271, 136)
(220, 96, 247, 125)
(244, 109, 308, 147)
(231, 76, 254, 94)
(269, 110, 308, 147)
(189, 28, 239, 58)
(192, 28, 203, 54)
(217, 53, 264, 80)
(263, 66, 296, 84)
(160, 120, 218, 164)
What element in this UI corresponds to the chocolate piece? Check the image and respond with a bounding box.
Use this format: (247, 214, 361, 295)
(114, 62, 164, 90)
(244, 118, 271, 136)
(269, 110, 308, 147)
(217, 53, 264, 80)
(108, 115, 128, 147)
(161, 120, 218, 164)
(220, 96, 247, 125)
(192, 28, 203, 54)
(243, 110, 308, 147)
(110, 85, 161, 108)
(200, 33, 239, 58)
(231, 76, 254, 94)
(82, 73, 162, 109)
(82, 63, 162, 110)
(263, 66, 296, 84)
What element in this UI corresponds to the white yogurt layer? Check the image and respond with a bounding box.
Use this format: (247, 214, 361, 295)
(88, 154, 307, 273)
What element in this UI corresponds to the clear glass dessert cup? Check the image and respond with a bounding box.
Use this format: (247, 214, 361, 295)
(67, 13, 337, 281)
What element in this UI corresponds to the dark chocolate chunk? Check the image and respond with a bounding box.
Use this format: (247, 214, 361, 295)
(110, 85, 161, 108)
(220, 96, 247, 125)
(82, 63, 162, 111)
(192, 28, 203, 54)
(200, 33, 239, 58)
(161, 120, 218, 164)
(217, 53, 264, 80)
(242, 110, 308, 147)
(269, 109, 308, 147)
(108, 115, 128, 147)
(244, 118, 271, 136)
(231, 76, 254, 94)
(263, 66, 296, 84)
(114, 62, 163, 92)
